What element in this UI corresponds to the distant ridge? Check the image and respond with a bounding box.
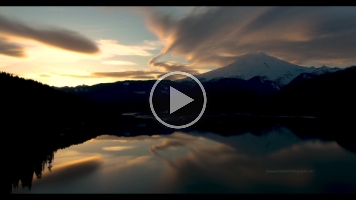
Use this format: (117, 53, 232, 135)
(191, 52, 341, 86)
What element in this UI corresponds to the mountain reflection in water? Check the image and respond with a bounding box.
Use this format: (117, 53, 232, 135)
(6, 123, 356, 194)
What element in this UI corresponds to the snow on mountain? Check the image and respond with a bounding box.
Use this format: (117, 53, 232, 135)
(302, 73, 313, 80)
(310, 65, 340, 75)
(193, 52, 342, 86)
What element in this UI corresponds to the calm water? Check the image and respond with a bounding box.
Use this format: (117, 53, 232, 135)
(11, 126, 356, 193)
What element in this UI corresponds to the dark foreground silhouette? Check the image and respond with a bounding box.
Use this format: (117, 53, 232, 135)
(0, 72, 121, 193)
(0, 72, 121, 139)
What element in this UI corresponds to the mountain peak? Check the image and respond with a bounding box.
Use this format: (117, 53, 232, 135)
(235, 52, 273, 60)
(239, 51, 268, 56)
(195, 52, 341, 86)
(231, 52, 287, 65)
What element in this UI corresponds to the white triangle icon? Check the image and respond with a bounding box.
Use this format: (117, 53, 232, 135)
(170, 86, 194, 114)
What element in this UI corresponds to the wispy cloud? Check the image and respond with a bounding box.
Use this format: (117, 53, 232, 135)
(148, 54, 200, 80)
(92, 70, 162, 79)
(138, 6, 356, 68)
(52, 70, 163, 80)
(97, 39, 153, 57)
(148, 54, 199, 75)
(39, 74, 51, 77)
(0, 37, 25, 57)
(141, 39, 166, 50)
(0, 37, 160, 67)
(0, 13, 99, 54)
(101, 60, 137, 65)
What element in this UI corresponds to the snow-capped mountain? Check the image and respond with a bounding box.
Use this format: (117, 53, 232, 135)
(309, 65, 340, 75)
(193, 52, 341, 86)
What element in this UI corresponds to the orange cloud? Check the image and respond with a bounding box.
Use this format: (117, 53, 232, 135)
(51, 70, 164, 80)
(0, 37, 25, 57)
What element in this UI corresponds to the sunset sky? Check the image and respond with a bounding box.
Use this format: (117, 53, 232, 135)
(1, 6, 356, 87)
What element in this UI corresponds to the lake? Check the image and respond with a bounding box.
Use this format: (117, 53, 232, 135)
(10, 124, 356, 194)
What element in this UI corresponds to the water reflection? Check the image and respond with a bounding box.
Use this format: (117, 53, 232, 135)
(150, 131, 356, 193)
(8, 125, 356, 193)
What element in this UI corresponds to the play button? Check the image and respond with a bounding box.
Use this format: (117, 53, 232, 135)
(149, 71, 207, 129)
(170, 86, 194, 114)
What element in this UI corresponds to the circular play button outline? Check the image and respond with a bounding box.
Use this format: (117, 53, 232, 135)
(149, 71, 207, 129)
